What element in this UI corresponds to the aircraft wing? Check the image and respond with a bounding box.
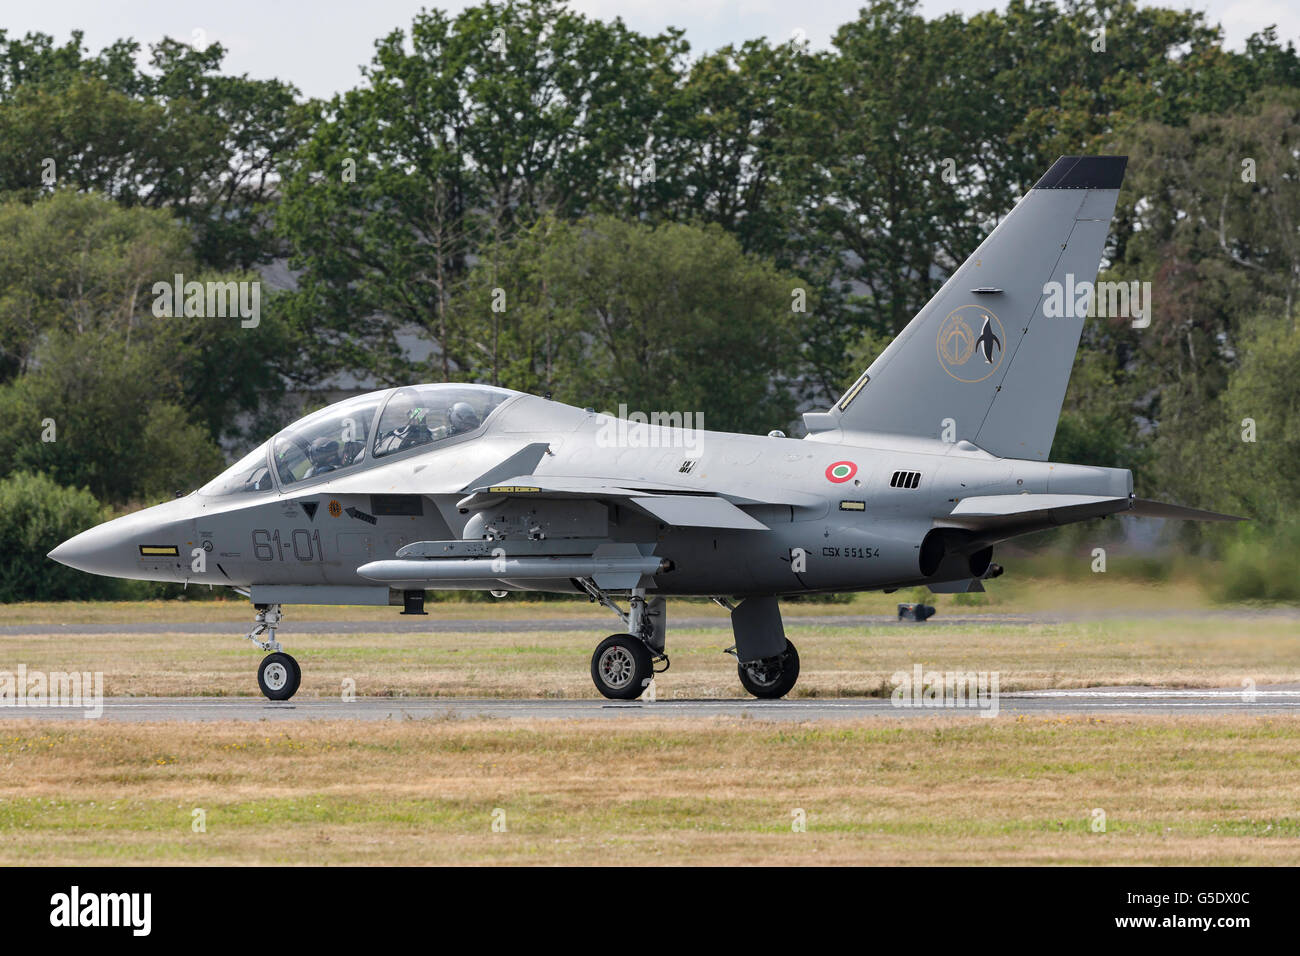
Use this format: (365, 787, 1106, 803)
(362, 476, 770, 592)
(456, 476, 771, 530)
(937, 493, 1243, 538)
(628, 494, 768, 530)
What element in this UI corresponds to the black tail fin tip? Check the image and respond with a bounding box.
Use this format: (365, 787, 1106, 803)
(1034, 155, 1127, 190)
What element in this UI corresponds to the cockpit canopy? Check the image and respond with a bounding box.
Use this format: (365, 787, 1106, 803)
(272, 392, 385, 488)
(372, 385, 499, 459)
(198, 384, 517, 497)
(197, 441, 274, 497)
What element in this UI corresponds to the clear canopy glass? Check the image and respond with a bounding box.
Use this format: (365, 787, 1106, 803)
(372, 385, 513, 459)
(199, 385, 518, 496)
(198, 441, 274, 497)
(273, 393, 385, 488)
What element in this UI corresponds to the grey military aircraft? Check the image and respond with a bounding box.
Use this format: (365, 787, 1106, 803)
(49, 155, 1238, 702)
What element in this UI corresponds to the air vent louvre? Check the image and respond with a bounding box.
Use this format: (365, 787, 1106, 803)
(889, 470, 922, 489)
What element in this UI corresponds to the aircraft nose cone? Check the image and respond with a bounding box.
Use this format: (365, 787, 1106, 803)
(47, 538, 75, 567)
(48, 521, 134, 577)
(48, 497, 197, 581)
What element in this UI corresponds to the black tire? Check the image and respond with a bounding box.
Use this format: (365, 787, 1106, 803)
(258, 652, 301, 701)
(590, 634, 653, 701)
(737, 640, 800, 699)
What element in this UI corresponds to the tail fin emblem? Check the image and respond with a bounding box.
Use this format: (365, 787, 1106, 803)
(937, 305, 1005, 383)
(976, 314, 1002, 364)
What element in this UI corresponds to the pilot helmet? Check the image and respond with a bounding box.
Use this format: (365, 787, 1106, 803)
(448, 401, 480, 433)
(307, 436, 341, 466)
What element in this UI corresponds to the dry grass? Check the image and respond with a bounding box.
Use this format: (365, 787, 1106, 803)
(1, 715, 1298, 865)
(3, 583, 1296, 866)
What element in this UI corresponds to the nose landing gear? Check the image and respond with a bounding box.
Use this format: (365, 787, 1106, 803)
(577, 580, 667, 700)
(590, 634, 653, 700)
(243, 603, 302, 701)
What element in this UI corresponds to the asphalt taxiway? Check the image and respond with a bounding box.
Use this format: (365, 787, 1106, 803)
(4, 686, 1300, 722)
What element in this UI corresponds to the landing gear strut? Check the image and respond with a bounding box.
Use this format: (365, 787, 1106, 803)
(243, 603, 301, 701)
(577, 580, 667, 700)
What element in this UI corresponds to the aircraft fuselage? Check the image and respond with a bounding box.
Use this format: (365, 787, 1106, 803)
(53, 393, 1131, 599)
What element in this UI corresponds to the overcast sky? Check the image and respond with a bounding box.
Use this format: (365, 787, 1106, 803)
(5, 0, 1296, 99)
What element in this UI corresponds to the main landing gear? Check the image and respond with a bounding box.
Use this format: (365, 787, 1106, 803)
(735, 640, 800, 699)
(577, 583, 801, 700)
(244, 603, 301, 701)
(715, 596, 800, 699)
(577, 580, 668, 700)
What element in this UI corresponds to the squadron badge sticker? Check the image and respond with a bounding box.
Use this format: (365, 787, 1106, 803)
(936, 305, 1005, 383)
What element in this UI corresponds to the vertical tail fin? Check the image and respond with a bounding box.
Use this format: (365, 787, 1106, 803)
(804, 156, 1127, 461)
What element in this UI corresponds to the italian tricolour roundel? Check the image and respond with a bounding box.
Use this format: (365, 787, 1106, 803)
(825, 460, 857, 483)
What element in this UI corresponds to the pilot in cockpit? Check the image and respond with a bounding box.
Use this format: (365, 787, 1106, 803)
(447, 401, 480, 435)
(375, 402, 436, 456)
(304, 437, 343, 477)
(373, 393, 486, 457)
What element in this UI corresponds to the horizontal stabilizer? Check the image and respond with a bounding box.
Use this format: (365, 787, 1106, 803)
(941, 494, 1129, 530)
(1128, 498, 1244, 522)
(939, 493, 1245, 537)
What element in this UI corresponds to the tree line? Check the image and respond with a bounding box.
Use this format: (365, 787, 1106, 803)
(0, 0, 1298, 545)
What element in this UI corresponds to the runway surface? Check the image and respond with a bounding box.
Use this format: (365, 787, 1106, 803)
(5, 686, 1300, 722)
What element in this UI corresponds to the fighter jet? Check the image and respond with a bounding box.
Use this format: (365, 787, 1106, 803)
(48, 156, 1239, 702)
